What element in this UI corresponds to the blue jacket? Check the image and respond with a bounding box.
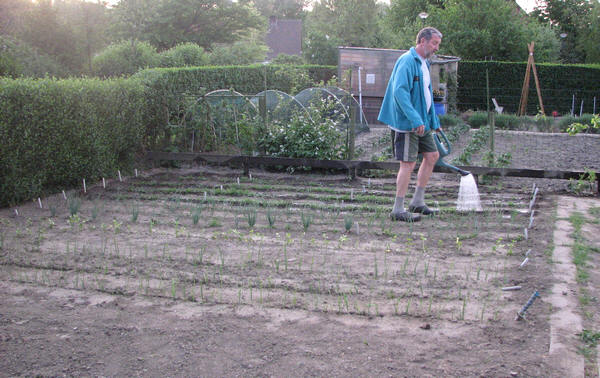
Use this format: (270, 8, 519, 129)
(377, 47, 440, 132)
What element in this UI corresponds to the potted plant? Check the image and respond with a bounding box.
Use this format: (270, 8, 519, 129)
(433, 89, 445, 102)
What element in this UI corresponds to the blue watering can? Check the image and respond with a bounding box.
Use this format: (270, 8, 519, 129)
(433, 130, 470, 176)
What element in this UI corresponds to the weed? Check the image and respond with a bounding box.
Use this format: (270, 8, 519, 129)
(130, 203, 139, 223)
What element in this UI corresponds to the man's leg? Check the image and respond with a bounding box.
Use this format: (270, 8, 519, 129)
(391, 130, 421, 222)
(409, 150, 439, 214)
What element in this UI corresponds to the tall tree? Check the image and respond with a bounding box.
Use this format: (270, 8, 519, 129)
(110, 0, 266, 51)
(241, 0, 308, 19)
(531, 0, 593, 62)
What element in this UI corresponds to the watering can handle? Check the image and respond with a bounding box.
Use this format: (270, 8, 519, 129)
(434, 129, 451, 155)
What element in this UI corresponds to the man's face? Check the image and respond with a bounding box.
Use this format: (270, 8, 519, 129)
(421, 35, 441, 58)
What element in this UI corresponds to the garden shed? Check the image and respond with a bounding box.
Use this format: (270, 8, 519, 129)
(338, 46, 461, 124)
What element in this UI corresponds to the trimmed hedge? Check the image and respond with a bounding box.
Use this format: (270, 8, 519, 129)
(0, 77, 147, 207)
(457, 61, 600, 115)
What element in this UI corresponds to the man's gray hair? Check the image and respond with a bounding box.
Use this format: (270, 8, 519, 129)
(416, 27, 442, 45)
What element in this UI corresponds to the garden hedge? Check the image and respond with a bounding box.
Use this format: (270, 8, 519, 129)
(0, 77, 147, 207)
(457, 61, 600, 115)
(0, 65, 335, 207)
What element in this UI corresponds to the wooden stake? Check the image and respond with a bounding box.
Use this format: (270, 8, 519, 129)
(518, 42, 544, 116)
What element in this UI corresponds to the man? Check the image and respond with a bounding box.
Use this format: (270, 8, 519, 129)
(378, 27, 442, 222)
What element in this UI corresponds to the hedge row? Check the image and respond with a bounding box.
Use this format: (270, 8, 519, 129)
(457, 61, 600, 115)
(0, 77, 147, 207)
(0, 65, 335, 207)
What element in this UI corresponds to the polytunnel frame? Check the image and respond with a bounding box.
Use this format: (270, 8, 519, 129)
(250, 89, 313, 123)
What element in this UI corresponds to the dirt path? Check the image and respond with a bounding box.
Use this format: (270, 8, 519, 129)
(548, 196, 600, 377)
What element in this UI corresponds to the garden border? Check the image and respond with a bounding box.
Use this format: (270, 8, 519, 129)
(145, 152, 600, 195)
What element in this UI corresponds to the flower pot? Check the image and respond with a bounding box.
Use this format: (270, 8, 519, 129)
(434, 102, 445, 115)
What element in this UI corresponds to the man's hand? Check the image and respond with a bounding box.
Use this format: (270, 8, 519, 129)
(415, 125, 425, 136)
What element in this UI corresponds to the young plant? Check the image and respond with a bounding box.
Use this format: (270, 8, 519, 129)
(246, 208, 257, 228)
(301, 212, 313, 232)
(266, 208, 276, 229)
(344, 213, 354, 232)
(68, 196, 81, 216)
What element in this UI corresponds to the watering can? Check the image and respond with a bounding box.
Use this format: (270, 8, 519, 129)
(432, 130, 470, 176)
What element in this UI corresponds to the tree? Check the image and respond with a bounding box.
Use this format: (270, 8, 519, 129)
(577, 1, 600, 63)
(241, 0, 308, 19)
(385, 0, 444, 32)
(426, 0, 529, 61)
(110, 0, 266, 51)
(531, 0, 594, 62)
(19, 0, 83, 71)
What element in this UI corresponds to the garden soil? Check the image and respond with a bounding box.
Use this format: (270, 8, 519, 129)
(1, 130, 599, 376)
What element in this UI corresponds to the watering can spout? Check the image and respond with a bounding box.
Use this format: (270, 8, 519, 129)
(433, 130, 471, 176)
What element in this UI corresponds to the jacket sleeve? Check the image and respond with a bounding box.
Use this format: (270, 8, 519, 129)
(392, 63, 425, 130)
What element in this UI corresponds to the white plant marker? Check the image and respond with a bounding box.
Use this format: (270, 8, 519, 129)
(528, 211, 535, 228)
(368, 178, 371, 187)
(362, 185, 366, 193)
(83, 178, 87, 193)
(502, 285, 522, 291)
(135, 169, 138, 177)
(524, 228, 528, 240)
(350, 188, 354, 200)
(62, 190, 67, 200)
(38, 197, 42, 208)
(519, 257, 529, 268)
(204, 192, 207, 200)
(14, 209, 19, 216)
(118, 170, 122, 182)
(237, 177, 240, 185)
(220, 185, 223, 191)
(525, 249, 532, 257)
(249, 173, 252, 180)
(355, 222, 360, 235)
(102, 178, 106, 188)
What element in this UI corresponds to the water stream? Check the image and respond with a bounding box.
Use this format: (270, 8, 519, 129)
(456, 173, 482, 211)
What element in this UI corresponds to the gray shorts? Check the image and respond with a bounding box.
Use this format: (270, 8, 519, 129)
(394, 130, 437, 162)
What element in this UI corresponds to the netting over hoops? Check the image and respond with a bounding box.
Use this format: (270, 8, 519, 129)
(294, 87, 369, 134)
(249, 90, 310, 124)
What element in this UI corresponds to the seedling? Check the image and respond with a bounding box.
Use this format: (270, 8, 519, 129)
(266, 208, 276, 228)
(301, 212, 312, 232)
(68, 196, 81, 216)
(344, 213, 353, 232)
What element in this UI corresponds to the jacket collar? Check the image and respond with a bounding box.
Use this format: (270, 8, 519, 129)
(409, 47, 429, 66)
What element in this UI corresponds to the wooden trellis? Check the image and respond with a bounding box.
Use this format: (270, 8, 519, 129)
(518, 42, 545, 116)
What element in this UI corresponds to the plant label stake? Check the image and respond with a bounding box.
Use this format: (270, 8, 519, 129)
(38, 198, 42, 209)
(368, 178, 371, 187)
(249, 173, 252, 180)
(351, 188, 354, 200)
(519, 257, 529, 268)
(362, 185, 366, 193)
(525, 249, 532, 257)
(524, 228, 528, 240)
(62, 190, 67, 200)
(502, 285, 522, 291)
(237, 177, 240, 185)
(102, 178, 106, 189)
(135, 169, 138, 177)
(355, 222, 360, 235)
(204, 192, 207, 201)
(515, 291, 540, 321)
(14, 208, 19, 216)
(83, 179, 86, 193)
(528, 211, 535, 228)
(118, 170, 122, 182)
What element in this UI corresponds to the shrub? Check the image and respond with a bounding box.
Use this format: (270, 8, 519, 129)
(0, 77, 147, 206)
(271, 54, 305, 65)
(0, 35, 67, 78)
(159, 43, 208, 67)
(208, 41, 268, 66)
(258, 98, 346, 160)
(92, 40, 160, 77)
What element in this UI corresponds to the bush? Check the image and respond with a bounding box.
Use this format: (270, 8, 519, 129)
(0, 77, 147, 206)
(258, 98, 346, 160)
(208, 41, 268, 66)
(271, 54, 305, 65)
(159, 43, 208, 67)
(92, 40, 160, 77)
